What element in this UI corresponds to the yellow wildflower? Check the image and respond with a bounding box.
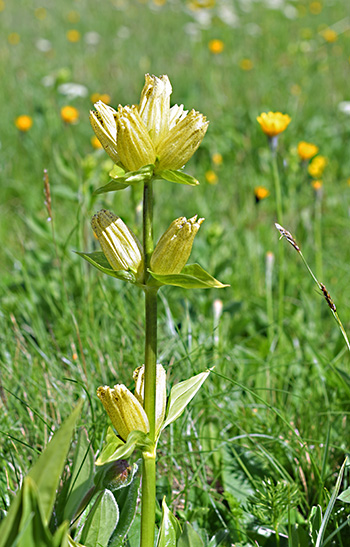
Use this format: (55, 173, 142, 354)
(66, 29, 81, 43)
(312, 180, 323, 190)
(212, 153, 223, 165)
(239, 58, 253, 71)
(8, 32, 20, 45)
(205, 170, 218, 185)
(91, 135, 103, 149)
(309, 1, 322, 14)
(297, 141, 319, 161)
(208, 39, 224, 54)
(308, 155, 327, 178)
(150, 215, 204, 275)
(254, 186, 270, 202)
(15, 115, 33, 132)
(257, 111, 291, 137)
(61, 105, 79, 124)
(90, 74, 209, 173)
(321, 28, 337, 43)
(90, 93, 111, 104)
(34, 7, 46, 19)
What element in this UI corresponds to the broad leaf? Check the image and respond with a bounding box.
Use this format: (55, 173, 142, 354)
(96, 429, 152, 466)
(79, 490, 119, 547)
(338, 486, 350, 503)
(156, 498, 181, 547)
(162, 370, 210, 429)
(157, 169, 199, 186)
(177, 522, 204, 547)
(94, 164, 155, 194)
(148, 264, 228, 290)
(76, 252, 137, 284)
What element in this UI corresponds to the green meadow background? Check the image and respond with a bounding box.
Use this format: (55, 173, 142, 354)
(1, 0, 350, 544)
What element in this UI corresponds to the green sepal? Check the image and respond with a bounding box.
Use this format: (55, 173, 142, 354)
(96, 427, 153, 466)
(76, 251, 138, 284)
(162, 370, 211, 430)
(148, 264, 229, 289)
(156, 498, 182, 547)
(156, 169, 199, 186)
(94, 164, 155, 194)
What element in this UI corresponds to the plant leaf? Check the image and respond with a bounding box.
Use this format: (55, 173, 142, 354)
(315, 457, 347, 547)
(177, 522, 204, 547)
(96, 429, 152, 466)
(76, 252, 137, 283)
(157, 169, 199, 186)
(156, 498, 181, 547)
(79, 490, 119, 547)
(162, 370, 210, 429)
(94, 164, 155, 194)
(108, 462, 142, 547)
(338, 486, 350, 503)
(63, 428, 95, 522)
(148, 264, 228, 290)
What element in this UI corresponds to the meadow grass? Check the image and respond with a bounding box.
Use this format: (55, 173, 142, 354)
(1, 0, 350, 545)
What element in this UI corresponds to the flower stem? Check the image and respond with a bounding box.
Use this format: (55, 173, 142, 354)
(141, 180, 157, 547)
(271, 150, 285, 335)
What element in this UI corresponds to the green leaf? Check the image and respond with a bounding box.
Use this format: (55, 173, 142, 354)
(338, 486, 350, 503)
(75, 252, 137, 284)
(79, 489, 119, 547)
(162, 370, 210, 429)
(315, 457, 347, 547)
(148, 264, 228, 290)
(108, 462, 142, 547)
(96, 428, 152, 466)
(94, 164, 155, 194)
(177, 522, 204, 547)
(63, 428, 95, 522)
(0, 477, 69, 547)
(309, 505, 322, 545)
(27, 401, 83, 523)
(156, 498, 181, 547)
(157, 169, 199, 186)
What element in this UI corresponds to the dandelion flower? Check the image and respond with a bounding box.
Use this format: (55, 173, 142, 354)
(208, 39, 224, 54)
(308, 155, 327, 178)
(309, 1, 322, 14)
(61, 105, 79, 124)
(8, 32, 20, 45)
(15, 115, 33, 132)
(66, 29, 81, 43)
(90, 93, 111, 104)
(91, 135, 103, 149)
(257, 111, 291, 137)
(205, 170, 218, 185)
(297, 141, 319, 161)
(321, 28, 337, 43)
(34, 7, 46, 19)
(254, 186, 270, 202)
(312, 180, 322, 190)
(212, 152, 223, 165)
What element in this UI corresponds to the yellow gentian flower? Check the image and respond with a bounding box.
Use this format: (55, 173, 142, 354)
(90, 74, 209, 174)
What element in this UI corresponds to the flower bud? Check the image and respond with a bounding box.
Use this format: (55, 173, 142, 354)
(116, 105, 156, 171)
(133, 364, 167, 435)
(91, 209, 144, 282)
(97, 384, 149, 442)
(139, 74, 172, 148)
(157, 109, 209, 171)
(150, 215, 204, 275)
(89, 101, 119, 163)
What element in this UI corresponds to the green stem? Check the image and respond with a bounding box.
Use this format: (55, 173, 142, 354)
(314, 192, 323, 283)
(271, 149, 285, 335)
(141, 180, 158, 547)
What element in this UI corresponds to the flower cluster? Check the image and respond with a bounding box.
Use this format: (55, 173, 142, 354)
(90, 74, 209, 174)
